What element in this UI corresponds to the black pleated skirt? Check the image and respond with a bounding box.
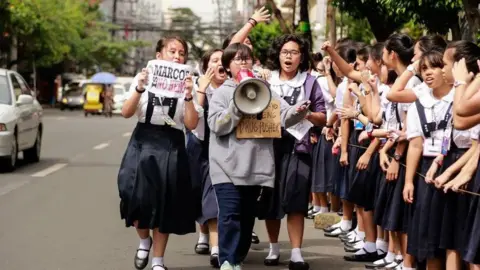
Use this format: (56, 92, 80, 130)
(407, 156, 446, 261)
(186, 132, 218, 225)
(341, 128, 368, 201)
(257, 136, 312, 220)
(311, 134, 335, 193)
(118, 122, 197, 235)
(462, 158, 480, 264)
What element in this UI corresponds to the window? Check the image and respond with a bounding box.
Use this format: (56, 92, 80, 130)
(0, 75, 11, 105)
(15, 74, 31, 96)
(10, 74, 22, 100)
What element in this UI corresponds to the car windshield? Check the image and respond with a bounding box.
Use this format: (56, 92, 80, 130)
(65, 89, 83, 96)
(0, 75, 11, 105)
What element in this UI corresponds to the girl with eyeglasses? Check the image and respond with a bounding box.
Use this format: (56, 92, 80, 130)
(257, 34, 327, 270)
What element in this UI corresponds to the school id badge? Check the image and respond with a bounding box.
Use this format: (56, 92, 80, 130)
(423, 138, 442, 157)
(441, 136, 451, 156)
(162, 115, 177, 126)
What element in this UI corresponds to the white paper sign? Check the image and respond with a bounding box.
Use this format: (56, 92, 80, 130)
(286, 119, 314, 141)
(146, 60, 192, 98)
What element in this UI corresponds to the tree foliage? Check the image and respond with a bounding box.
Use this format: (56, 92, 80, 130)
(3, 0, 146, 69)
(333, 0, 462, 41)
(249, 20, 284, 64)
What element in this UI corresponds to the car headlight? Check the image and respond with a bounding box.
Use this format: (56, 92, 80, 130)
(79, 98, 84, 103)
(0, 123, 6, 131)
(62, 98, 67, 103)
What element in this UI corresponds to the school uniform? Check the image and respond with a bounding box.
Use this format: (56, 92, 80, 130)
(463, 132, 480, 264)
(186, 84, 218, 226)
(117, 74, 202, 234)
(257, 71, 326, 221)
(311, 75, 335, 194)
(406, 87, 456, 261)
(439, 124, 480, 253)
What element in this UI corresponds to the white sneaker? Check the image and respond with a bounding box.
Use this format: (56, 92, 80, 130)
(220, 261, 234, 270)
(233, 264, 242, 270)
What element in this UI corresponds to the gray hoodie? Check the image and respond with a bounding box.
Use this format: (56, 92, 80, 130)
(207, 79, 308, 188)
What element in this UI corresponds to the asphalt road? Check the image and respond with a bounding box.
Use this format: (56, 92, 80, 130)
(0, 109, 364, 270)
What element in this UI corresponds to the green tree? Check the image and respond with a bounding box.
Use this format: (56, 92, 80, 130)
(249, 20, 284, 64)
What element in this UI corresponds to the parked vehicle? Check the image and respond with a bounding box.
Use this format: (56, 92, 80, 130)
(0, 68, 43, 171)
(113, 84, 127, 114)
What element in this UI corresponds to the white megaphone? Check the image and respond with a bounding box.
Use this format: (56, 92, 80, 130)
(233, 69, 272, 115)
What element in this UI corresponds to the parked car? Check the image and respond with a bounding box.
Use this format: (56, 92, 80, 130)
(113, 84, 127, 114)
(60, 87, 84, 110)
(0, 68, 43, 171)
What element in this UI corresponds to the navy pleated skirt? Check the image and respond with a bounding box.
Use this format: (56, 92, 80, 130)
(407, 156, 446, 261)
(186, 132, 218, 225)
(118, 123, 197, 235)
(257, 135, 312, 220)
(462, 158, 480, 264)
(311, 134, 335, 193)
(340, 128, 367, 201)
(347, 151, 381, 211)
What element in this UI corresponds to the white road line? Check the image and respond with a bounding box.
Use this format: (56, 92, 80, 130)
(93, 142, 110, 150)
(31, 163, 68, 178)
(56, 116, 67, 120)
(122, 132, 132, 137)
(0, 180, 30, 197)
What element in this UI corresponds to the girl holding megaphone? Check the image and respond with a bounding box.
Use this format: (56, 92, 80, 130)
(207, 42, 313, 270)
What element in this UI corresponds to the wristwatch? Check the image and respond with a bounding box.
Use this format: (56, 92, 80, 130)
(454, 80, 466, 87)
(184, 96, 193, 102)
(135, 86, 145, 93)
(407, 64, 417, 75)
(393, 153, 402, 161)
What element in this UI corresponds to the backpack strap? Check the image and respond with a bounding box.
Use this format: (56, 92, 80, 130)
(415, 99, 435, 138)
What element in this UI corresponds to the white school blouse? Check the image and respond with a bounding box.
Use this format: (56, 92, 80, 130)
(128, 74, 203, 131)
(268, 70, 307, 102)
(191, 84, 215, 141)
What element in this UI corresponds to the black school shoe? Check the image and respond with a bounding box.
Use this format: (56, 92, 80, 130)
(288, 261, 310, 270)
(210, 254, 220, 268)
(264, 255, 280, 266)
(324, 227, 350, 237)
(344, 248, 384, 262)
(364, 258, 391, 269)
(134, 236, 152, 270)
(252, 231, 260, 244)
(194, 242, 210, 255)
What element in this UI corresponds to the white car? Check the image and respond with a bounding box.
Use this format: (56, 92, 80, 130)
(0, 69, 43, 171)
(113, 84, 127, 114)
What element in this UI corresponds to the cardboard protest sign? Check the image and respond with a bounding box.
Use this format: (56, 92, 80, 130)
(236, 99, 281, 139)
(146, 60, 192, 98)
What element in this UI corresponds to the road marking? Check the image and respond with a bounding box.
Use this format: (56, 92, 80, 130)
(93, 142, 110, 150)
(56, 116, 67, 120)
(0, 180, 30, 197)
(31, 163, 68, 178)
(122, 132, 132, 137)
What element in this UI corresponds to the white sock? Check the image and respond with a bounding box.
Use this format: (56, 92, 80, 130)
(332, 220, 342, 228)
(266, 243, 280, 259)
(290, 248, 304, 262)
(356, 231, 365, 240)
(376, 238, 388, 253)
(395, 254, 403, 261)
(340, 219, 352, 231)
(152, 257, 164, 267)
(352, 240, 365, 249)
(402, 265, 415, 270)
(313, 205, 321, 212)
(319, 206, 329, 213)
(198, 232, 209, 244)
(211, 246, 219, 255)
(385, 251, 395, 263)
(355, 226, 359, 233)
(354, 241, 375, 255)
(137, 237, 151, 259)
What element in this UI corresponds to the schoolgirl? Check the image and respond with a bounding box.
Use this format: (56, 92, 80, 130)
(404, 50, 458, 270)
(208, 43, 311, 270)
(118, 36, 200, 270)
(321, 42, 359, 238)
(187, 49, 227, 268)
(256, 34, 326, 270)
(310, 52, 337, 218)
(440, 42, 480, 270)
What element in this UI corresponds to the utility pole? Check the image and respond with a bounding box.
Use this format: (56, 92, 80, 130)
(111, 0, 118, 39)
(299, 0, 312, 46)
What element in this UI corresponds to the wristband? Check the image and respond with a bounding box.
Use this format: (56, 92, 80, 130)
(184, 96, 193, 102)
(135, 86, 145, 94)
(248, 17, 258, 25)
(196, 91, 206, 95)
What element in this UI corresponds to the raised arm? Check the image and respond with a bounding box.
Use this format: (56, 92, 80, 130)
(322, 42, 362, 82)
(228, 7, 270, 46)
(386, 64, 419, 103)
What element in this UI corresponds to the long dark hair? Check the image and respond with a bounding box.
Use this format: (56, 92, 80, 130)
(385, 33, 415, 66)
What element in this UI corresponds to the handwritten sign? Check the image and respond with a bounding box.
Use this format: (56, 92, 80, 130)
(236, 100, 281, 139)
(146, 60, 192, 98)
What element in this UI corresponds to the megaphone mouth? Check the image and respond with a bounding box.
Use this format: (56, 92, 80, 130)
(233, 78, 272, 115)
